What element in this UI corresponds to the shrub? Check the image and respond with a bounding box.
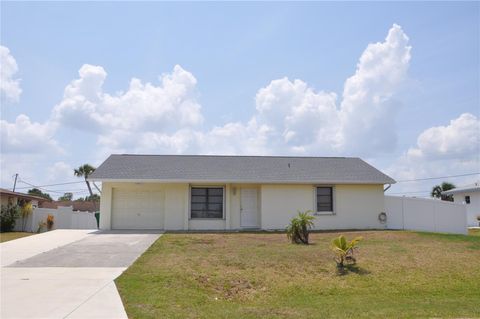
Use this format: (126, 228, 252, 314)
(331, 235, 362, 268)
(286, 210, 315, 244)
(0, 204, 20, 232)
(21, 202, 33, 232)
(46, 214, 54, 231)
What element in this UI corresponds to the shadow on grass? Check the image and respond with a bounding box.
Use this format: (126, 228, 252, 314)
(336, 264, 371, 276)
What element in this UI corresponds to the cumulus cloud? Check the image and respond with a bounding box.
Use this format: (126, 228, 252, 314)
(47, 161, 74, 182)
(0, 114, 60, 153)
(0, 45, 22, 102)
(52, 64, 203, 136)
(47, 24, 411, 158)
(386, 113, 480, 183)
(247, 24, 411, 156)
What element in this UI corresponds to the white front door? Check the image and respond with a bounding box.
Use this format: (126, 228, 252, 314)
(241, 188, 258, 228)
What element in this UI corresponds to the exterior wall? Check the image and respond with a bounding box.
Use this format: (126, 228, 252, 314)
(451, 192, 480, 227)
(260, 184, 386, 230)
(385, 195, 467, 234)
(100, 182, 385, 231)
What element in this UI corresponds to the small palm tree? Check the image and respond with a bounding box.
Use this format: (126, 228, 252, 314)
(431, 182, 455, 201)
(74, 164, 97, 211)
(331, 235, 362, 268)
(286, 210, 315, 244)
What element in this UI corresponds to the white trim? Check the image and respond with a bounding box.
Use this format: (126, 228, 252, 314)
(88, 178, 394, 185)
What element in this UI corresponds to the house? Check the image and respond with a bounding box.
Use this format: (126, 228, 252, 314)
(89, 155, 396, 231)
(442, 182, 480, 227)
(0, 188, 48, 208)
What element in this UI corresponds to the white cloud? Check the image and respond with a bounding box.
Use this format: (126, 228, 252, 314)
(0, 114, 60, 154)
(52, 64, 203, 136)
(48, 23, 411, 158)
(385, 113, 480, 194)
(248, 23, 411, 156)
(47, 161, 73, 182)
(0, 45, 22, 102)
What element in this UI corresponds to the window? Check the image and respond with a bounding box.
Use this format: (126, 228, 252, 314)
(316, 187, 333, 213)
(190, 187, 224, 219)
(465, 196, 471, 204)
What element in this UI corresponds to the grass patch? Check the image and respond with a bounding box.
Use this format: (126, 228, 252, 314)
(0, 232, 34, 243)
(116, 231, 480, 319)
(469, 228, 480, 237)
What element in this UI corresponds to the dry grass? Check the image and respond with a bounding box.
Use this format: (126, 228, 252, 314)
(0, 232, 34, 243)
(117, 230, 480, 319)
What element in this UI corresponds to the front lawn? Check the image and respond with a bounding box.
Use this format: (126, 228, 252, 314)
(116, 231, 480, 319)
(0, 232, 34, 243)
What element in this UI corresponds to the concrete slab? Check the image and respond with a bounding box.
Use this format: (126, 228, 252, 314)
(0, 230, 95, 267)
(0, 268, 126, 319)
(0, 230, 162, 319)
(10, 231, 162, 268)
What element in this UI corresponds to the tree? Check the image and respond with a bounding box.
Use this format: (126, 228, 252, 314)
(84, 194, 100, 202)
(27, 188, 53, 201)
(74, 164, 97, 211)
(431, 182, 456, 201)
(58, 192, 73, 201)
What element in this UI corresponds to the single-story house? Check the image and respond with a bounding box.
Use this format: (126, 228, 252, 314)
(442, 182, 480, 227)
(89, 155, 396, 231)
(0, 188, 47, 208)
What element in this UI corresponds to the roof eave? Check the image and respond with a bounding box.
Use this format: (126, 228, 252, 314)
(88, 177, 395, 185)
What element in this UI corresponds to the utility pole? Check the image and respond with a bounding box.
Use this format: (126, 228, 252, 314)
(12, 173, 18, 192)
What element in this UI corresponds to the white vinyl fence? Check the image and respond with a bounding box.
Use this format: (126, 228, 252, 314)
(14, 206, 97, 233)
(385, 195, 467, 235)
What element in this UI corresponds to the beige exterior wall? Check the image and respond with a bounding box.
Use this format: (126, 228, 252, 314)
(100, 182, 385, 231)
(260, 184, 386, 230)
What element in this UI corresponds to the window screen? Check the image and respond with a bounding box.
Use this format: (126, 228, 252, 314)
(191, 187, 224, 218)
(316, 187, 333, 212)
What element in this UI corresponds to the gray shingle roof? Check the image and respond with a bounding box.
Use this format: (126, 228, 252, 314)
(89, 155, 395, 184)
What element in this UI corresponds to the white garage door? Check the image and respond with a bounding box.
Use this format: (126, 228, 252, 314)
(111, 189, 164, 230)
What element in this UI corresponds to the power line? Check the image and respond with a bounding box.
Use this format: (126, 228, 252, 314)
(17, 180, 92, 194)
(14, 181, 85, 189)
(395, 172, 480, 183)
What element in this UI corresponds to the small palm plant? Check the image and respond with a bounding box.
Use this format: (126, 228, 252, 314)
(331, 235, 362, 268)
(286, 210, 315, 244)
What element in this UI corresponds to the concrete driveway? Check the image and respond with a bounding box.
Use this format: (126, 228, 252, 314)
(0, 229, 162, 319)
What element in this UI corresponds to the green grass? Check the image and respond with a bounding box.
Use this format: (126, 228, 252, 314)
(116, 231, 480, 319)
(0, 232, 34, 243)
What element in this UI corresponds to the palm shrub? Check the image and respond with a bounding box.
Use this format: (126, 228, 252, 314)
(331, 235, 362, 268)
(286, 210, 315, 244)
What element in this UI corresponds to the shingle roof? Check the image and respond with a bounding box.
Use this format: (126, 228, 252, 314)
(89, 155, 395, 184)
(0, 188, 49, 202)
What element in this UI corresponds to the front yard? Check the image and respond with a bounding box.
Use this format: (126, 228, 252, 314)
(0, 232, 34, 243)
(116, 231, 480, 319)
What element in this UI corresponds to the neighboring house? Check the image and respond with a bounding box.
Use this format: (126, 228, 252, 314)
(40, 200, 97, 212)
(442, 182, 480, 227)
(89, 155, 395, 231)
(0, 188, 47, 208)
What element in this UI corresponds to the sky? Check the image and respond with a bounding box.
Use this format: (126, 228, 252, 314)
(1, 1, 479, 199)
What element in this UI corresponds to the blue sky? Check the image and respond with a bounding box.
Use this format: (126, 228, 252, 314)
(1, 2, 479, 198)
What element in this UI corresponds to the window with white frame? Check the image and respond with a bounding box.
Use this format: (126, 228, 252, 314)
(190, 187, 224, 219)
(316, 186, 333, 213)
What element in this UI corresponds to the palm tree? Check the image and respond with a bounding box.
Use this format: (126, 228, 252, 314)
(74, 164, 97, 211)
(431, 182, 455, 201)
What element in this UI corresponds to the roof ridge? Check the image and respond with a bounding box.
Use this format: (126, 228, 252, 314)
(111, 154, 356, 159)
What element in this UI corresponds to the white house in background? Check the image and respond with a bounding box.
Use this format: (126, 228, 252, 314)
(442, 182, 480, 227)
(89, 155, 396, 231)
